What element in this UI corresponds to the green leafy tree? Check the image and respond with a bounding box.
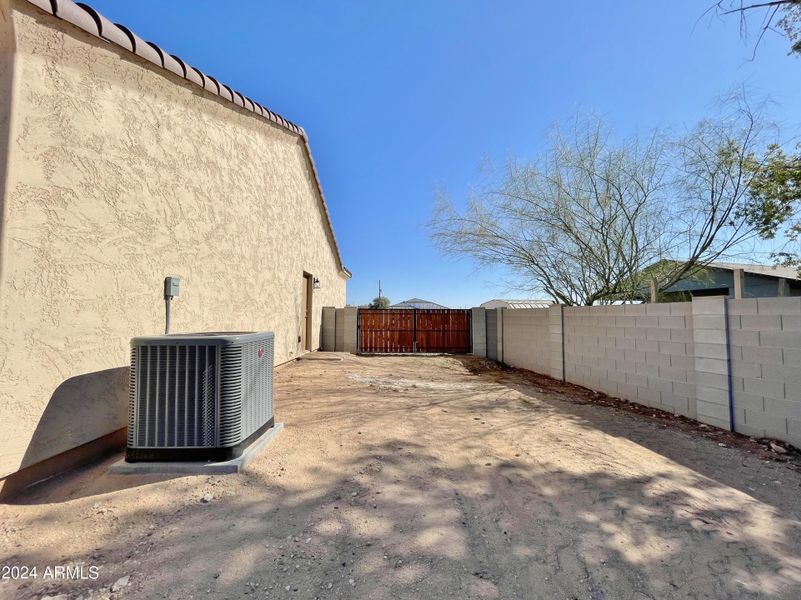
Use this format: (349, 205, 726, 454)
(368, 296, 391, 309)
(739, 143, 801, 274)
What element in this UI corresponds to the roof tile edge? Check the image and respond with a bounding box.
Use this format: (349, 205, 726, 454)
(25, 0, 349, 278)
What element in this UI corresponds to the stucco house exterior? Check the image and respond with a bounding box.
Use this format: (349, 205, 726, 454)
(0, 0, 350, 495)
(661, 262, 801, 299)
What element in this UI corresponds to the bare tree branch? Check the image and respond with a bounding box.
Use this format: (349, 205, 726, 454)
(709, 0, 801, 56)
(429, 97, 779, 306)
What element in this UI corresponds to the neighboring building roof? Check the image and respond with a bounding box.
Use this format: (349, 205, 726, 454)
(706, 262, 800, 280)
(389, 298, 449, 310)
(480, 299, 553, 309)
(23, 0, 350, 278)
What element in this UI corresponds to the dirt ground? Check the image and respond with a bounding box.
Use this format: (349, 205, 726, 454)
(3, 354, 801, 600)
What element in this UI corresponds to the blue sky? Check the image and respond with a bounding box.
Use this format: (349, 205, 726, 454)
(87, 0, 801, 308)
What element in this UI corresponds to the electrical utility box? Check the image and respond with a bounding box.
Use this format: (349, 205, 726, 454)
(164, 276, 180, 298)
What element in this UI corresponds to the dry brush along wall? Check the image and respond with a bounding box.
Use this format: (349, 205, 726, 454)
(470, 298, 801, 448)
(0, 0, 348, 484)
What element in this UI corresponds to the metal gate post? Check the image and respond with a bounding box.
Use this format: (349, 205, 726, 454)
(413, 309, 417, 353)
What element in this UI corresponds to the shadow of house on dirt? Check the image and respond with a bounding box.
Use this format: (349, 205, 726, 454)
(8, 437, 801, 600)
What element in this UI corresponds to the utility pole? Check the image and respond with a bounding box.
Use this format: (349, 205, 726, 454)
(378, 280, 382, 300)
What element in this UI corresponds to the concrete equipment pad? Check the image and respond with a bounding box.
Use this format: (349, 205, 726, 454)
(108, 422, 284, 475)
(299, 352, 346, 361)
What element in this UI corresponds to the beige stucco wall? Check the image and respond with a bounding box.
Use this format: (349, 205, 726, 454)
(0, 0, 347, 478)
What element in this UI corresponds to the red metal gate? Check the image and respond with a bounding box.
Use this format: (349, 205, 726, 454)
(358, 309, 471, 354)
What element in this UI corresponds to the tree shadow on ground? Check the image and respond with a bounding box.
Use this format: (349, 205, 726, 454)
(451, 356, 801, 513)
(5, 354, 801, 599)
(8, 445, 801, 598)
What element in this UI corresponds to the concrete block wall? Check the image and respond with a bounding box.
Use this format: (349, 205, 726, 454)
(335, 309, 345, 351)
(486, 309, 499, 361)
(495, 308, 505, 364)
(342, 307, 358, 353)
(562, 303, 697, 419)
(692, 298, 731, 430)
(482, 296, 801, 447)
(321, 307, 336, 351)
(549, 305, 566, 381)
(727, 297, 801, 446)
(320, 307, 357, 353)
(470, 308, 487, 357)
(501, 308, 551, 374)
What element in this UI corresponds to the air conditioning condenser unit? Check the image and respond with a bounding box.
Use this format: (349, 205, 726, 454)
(126, 331, 274, 462)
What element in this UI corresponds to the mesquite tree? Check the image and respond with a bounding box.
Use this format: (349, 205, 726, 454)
(432, 117, 668, 305)
(430, 99, 781, 305)
(652, 97, 774, 292)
